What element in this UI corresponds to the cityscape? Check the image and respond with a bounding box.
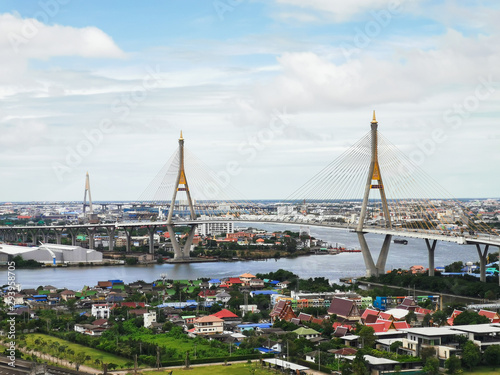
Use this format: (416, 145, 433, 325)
(1, 1, 500, 375)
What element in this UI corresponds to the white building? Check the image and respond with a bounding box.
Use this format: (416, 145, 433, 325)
(144, 311, 157, 328)
(198, 222, 234, 236)
(0, 243, 102, 264)
(91, 304, 110, 319)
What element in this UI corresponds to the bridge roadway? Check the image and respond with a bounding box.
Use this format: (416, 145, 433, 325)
(1, 217, 499, 279)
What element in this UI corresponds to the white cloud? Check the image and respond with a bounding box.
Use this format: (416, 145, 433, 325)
(0, 13, 125, 59)
(274, 0, 410, 21)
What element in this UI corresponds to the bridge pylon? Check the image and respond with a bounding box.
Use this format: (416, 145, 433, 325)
(167, 131, 197, 260)
(83, 171, 93, 214)
(356, 111, 393, 277)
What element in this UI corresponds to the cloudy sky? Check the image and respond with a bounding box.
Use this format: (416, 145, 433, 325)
(0, 0, 499, 201)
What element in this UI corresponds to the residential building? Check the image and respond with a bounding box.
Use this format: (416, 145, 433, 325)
(91, 303, 110, 319)
(194, 315, 224, 335)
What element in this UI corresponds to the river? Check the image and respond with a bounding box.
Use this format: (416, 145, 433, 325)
(4, 224, 482, 290)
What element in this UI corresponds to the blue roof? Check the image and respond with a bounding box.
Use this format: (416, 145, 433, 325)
(209, 279, 221, 283)
(109, 280, 124, 284)
(257, 347, 280, 354)
(251, 291, 278, 295)
(270, 280, 279, 285)
(237, 323, 272, 329)
(33, 295, 47, 298)
(79, 311, 88, 316)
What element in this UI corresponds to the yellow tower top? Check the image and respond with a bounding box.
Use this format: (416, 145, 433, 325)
(371, 110, 377, 124)
(179, 130, 184, 140)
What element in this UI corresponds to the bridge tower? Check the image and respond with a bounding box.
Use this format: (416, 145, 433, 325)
(83, 171, 93, 214)
(356, 111, 393, 276)
(166, 131, 197, 260)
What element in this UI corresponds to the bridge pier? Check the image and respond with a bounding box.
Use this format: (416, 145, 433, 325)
(166, 224, 182, 259)
(54, 229, 63, 245)
(425, 239, 437, 276)
(476, 244, 490, 282)
(106, 227, 115, 251)
(147, 226, 157, 254)
(67, 228, 77, 246)
(124, 227, 133, 252)
(30, 229, 38, 245)
(357, 232, 392, 277)
(183, 225, 197, 258)
(86, 228, 96, 249)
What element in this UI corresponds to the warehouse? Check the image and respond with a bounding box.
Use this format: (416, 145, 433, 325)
(0, 243, 102, 264)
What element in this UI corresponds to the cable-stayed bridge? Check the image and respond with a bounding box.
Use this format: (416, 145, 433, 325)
(1, 113, 498, 279)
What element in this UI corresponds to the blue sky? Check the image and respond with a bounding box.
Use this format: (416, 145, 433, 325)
(0, 0, 499, 201)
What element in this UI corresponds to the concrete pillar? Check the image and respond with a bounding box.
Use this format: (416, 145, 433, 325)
(124, 227, 133, 252)
(106, 227, 116, 252)
(22, 232, 27, 244)
(182, 225, 197, 258)
(357, 232, 378, 277)
(147, 226, 157, 254)
(476, 244, 490, 282)
(55, 229, 62, 245)
(375, 234, 392, 273)
(167, 224, 182, 259)
(30, 229, 38, 245)
(67, 229, 77, 246)
(86, 228, 95, 249)
(425, 239, 437, 276)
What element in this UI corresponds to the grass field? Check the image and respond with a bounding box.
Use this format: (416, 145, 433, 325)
(141, 362, 273, 375)
(24, 333, 132, 369)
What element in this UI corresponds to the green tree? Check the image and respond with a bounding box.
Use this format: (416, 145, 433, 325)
(405, 310, 417, 324)
(423, 313, 432, 327)
(390, 341, 402, 353)
(422, 357, 439, 375)
(357, 326, 376, 349)
(483, 345, 500, 369)
(445, 355, 461, 374)
(461, 340, 481, 370)
(420, 346, 436, 363)
(453, 310, 490, 325)
(351, 352, 369, 375)
(432, 310, 448, 326)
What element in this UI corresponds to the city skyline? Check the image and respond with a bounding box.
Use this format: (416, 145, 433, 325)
(0, 1, 499, 201)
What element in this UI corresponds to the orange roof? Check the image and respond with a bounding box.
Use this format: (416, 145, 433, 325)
(393, 321, 410, 330)
(211, 309, 238, 319)
(361, 308, 379, 320)
(479, 309, 500, 323)
(239, 273, 256, 278)
(195, 315, 224, 323)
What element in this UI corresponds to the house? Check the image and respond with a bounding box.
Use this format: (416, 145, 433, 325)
(270, 300, 297, 322)
(208, 279, 221, 288)
(91, 303, 110, 319)
(276, 280, 291, 289)
(328, 297, 361, 322)
(3, 293, 24, 305)
(343, 354, 402, 375)
(60, 290, 76, 301)
(193, 315, 224, 335)
(329, 347, 358, 359)
(297, 312, 313, 323)
(215, 291, 231, 304)
(361, 308, 380, 323)
(478, 309, 500, 323)
(450, 324, 500, 351)
(401, 327, 465, 359)
(144, 311, 157, 328)
(261, 340, 282, 353)
(397, 297, 418, 311)
(293, 327, 320, 340)
(211, 309, 240, 322)
(305, 350, 321, 363)
(239, 273, 256, 284)
(249, 278, 265, 289)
